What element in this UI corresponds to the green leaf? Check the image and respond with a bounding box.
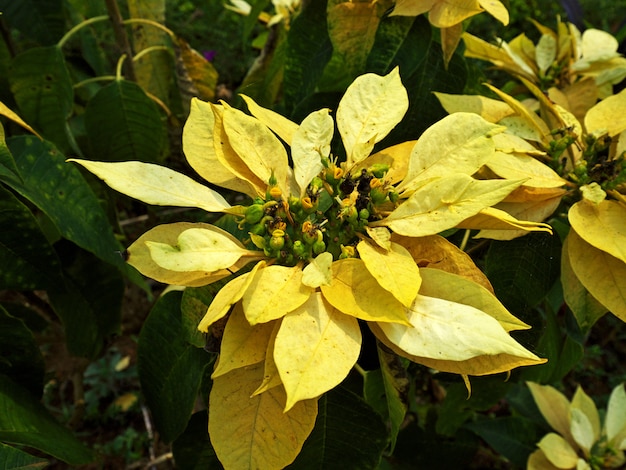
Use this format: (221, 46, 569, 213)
(84, 80, 165, 162)
(6, 136, 134, 277)
(171, 412, 222, 470)
(0, 0, 65, 45)
(0, 124, 21, 185)
(465, 416, 541, 468)
(0, 184, 63, 290)
(0, 306, 45, 397)
(138, 291, 214, 443)
(47, 246, 125, 359)
(8, 46, 73, 153)
(283, 0, 333, 116)
(288, 386, 389, 469)
(0, 373, 95, 465)
(377, 344, 409, 452)
(365, 15, 417, 75)
(0, 442, 48, 469)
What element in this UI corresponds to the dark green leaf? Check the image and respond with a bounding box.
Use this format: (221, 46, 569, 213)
(465, 416, 540, 468)
(283, 0, 333, 116)
(84, 80, 165, 163)
(0, 442, 48, 469)
(138, 291, 214, 443)
(181, 280, 229, 349)
(0, 0, 65, 45)
(0, 124, 21, 186)
(171, 411, 222, 470)
(6, 136, 135, 277)
(0, 306, 45, 396)
(9, 47, 74, 153)
(0, 373, 95, 465)
(366, 15, 417, 76)
(288, 386, 389, 469)
(377, 344, 408, 452)
(0, 184, 63, 290)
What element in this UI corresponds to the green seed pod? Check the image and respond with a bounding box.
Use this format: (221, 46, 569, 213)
(245, 204, 265, 224)
(293, 240, 308, 259)
(388, 190, 399, 203)
(270, 231, 285, 250)
(312, 240, 326, 255)
(370, 187, 387, 205)
(359, 208, 370, 220)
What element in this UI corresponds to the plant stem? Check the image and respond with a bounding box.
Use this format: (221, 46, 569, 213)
(105, 0, 136, 82)
(123, 18, 176, 40)
(57, 15, 109, 49)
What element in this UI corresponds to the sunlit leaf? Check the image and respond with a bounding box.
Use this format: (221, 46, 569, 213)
(535, 34, 557, 74)
(606, 384, 626, 445)
(337, 67, 409, 167)
(0, 101, 40, 138)
(68, 159, 231, 212)
(208, 363, 317, 470)
(487, 152, 566, 188)
(434, 92, 515, 123)
(320, 258, 410, 324)
(252, 322, 282, 396)
(301, 252, 333, 288)
(292, 109, 332, 196)
(274, 293, 361, 410)
(242, 264, 313, 324)
(240, 95, 298, 146)
(357, 239, 421, 307)
(570, 408, 594, 455)
(537, 433, 578, 468)
(570, 386, 600, 450)
(527, 382, 576, 449)
(527, 449, 561, 470)
(212, 303, 275, 378)
(176, 37, 218, 102)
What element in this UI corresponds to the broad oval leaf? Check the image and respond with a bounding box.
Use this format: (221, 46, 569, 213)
(274, 293, 361, 410)
(357, 239, 421, 307)
(606, 384, 626, 444)
(320, 258, 410, 324)
(292, 109, 332, 196)
(571, 386, 601, 448)
(208, 363, 318, 470)
(301, 252, 333, 288)
(337, 67, 409, 167)
(487, 152, 566, 188)
(527, 382, 577, 449)
(68, 159, 231, 212)
(584, 86, 626, 136)
(240, 95, 299, 145)
(537, 433, 578, 468)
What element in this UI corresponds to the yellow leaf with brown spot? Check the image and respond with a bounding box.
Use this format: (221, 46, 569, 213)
(377, 295, 543, 365)
(567, 229, 626, 322)
(242, 264, 313, 325)
(337, 68, 409, 167)
(418, 268, 529, 332)
(209, 363, 317, 470)
(274, 293, 361, 410)
(569, 199, 626, 264)
(212, 303, 275, 378)
(127, 222, 255, 287)
(197, 261, 265, 332)
(390, 233, 493, 292)
(320, 258, 410, 324)
(378, 174, 524, 237)
(357, 240, 421, 307)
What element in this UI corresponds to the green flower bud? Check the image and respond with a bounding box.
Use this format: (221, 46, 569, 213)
(269, 229, 285, 250)
(245, 204, 265, 224)
(359, 208, 370, 221)
(313, 240, 326, 255)
(388, 190, 399, 203)
(293, 240, 308, 259)
(370, 187, 387, 205)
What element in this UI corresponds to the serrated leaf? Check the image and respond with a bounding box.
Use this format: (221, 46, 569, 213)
(208, 363, 318, 470)
(0, 374, 95, 465)
(337, 67, 408, 167)
(292, 109, 331, 196)
(357, 239, 421, 307)
(138, 291, 213, 443)
(320, 258, 410, 324)
(567, 229, 626, 322)
(378, 175, 524, 237)
(274, 293, 361, 410)
(242, 264, 312, 325)
(84, 80, 165, 163)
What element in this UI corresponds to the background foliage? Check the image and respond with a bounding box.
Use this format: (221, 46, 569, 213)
(0, 0, 625, 468)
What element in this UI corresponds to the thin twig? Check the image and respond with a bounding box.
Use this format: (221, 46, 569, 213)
(104, 0, 136, 81)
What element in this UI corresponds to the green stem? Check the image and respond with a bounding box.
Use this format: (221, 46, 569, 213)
(122, 18, 176, 40)
(133, 45, 172, 63)
(57, 15, 109, 49)
(353, 363, 366, 378)
(459, 229, 471, 252)
(73, 76, 116, 89)
(116, 55, 127, 81)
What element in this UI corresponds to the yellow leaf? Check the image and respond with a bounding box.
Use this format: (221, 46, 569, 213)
(292, 109, 332, 196)
(398, 113, 504, 194)
(537, 433, 579, 468)
(463, 33, 531, 79)
(580, 28, 620, 62)
(242, 264, 313, 324)
(127, 223, 253, 287)
(478, 0, 508, 25)
(487, 151, 566, 188)
(223, 106, 290, 196)
(434, 92, 515, 123)
(560, 236, 607, 330)
(418, 268, 530, 332)
(212, 303, 275, 378)
(378, 174, 525, 237)
(606, 384, 626, 445)
(209, 363, 317, 470)
(337, 67, 409, 167)
(377, 295, 543, 364)
(585, 88, 626, 136)
(389, 0, 434, 17)
(68, 159, 231, 212)
(197, 261, 265, 332)
(535, 34, 557, 74)
(113, 392, 138, 412)
(357, 240, 421, 307)
(183, 99, 260, 197)
(569, 199, 626, 264)
(301, 252, 333, 288)
(567, 229, 626, 322)
(320, 258, 410, 324)
(240, 94, 298, 145)
(274, 293, 361, 410)
(548, 79, 598, 123)
(176, 38, 218, 101)
(571, 386, 601, 451)
(252, 321, 283, 396)
(365, 226, 392, 250)
(465, 206, 556, 239)
(440, 23, 464, 66)
(527, 450, 561, 470)
(145, 227, 258, 273)
(570, 408, 595, 456)
(527, 382, 577, 449)
(429, 0, 482, 28)
(353, 140, 415, 185)
(0, 101, 41, 138)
